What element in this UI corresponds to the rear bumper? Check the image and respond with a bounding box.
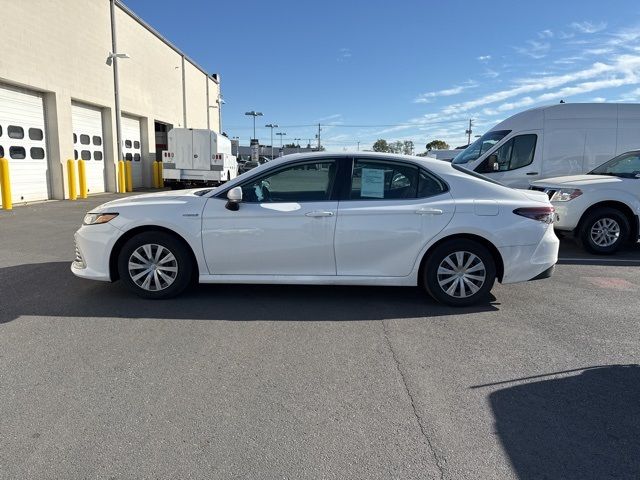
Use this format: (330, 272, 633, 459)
(499, 226, 559, 284)
(528, 264, 555, 281)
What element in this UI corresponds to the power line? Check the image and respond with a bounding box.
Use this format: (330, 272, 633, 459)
(224, 118, 469, 130)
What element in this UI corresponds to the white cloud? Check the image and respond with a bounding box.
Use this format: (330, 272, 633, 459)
(515, 40, 550, 59)
(483, 68, 500, 78)
(413, 81, 478, 104)
(571, 21, 607, 34)
(477, 55, 491, 61)
(591, 97, 607, 102)
(539, 30, 554, 39)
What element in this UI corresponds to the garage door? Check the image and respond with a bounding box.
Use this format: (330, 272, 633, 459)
(0, 85, 49, 203)
(122, 116, 142, 188)
(72, 103, 105, 194)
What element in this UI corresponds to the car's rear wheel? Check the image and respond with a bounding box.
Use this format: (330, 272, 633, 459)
(117, 231, 193, 299)
(578, 207, 629, 255)
(423, 239, 496, 307)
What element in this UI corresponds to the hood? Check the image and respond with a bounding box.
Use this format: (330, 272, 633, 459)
(92, 188, 211, 211)
(531, 174, 620, 188)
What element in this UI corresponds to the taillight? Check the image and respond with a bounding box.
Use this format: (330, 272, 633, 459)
(513, 206, 555, 224)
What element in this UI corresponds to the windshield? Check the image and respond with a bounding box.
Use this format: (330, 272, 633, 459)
(590, 152, 640, 178)
(452, 130, 511, 165)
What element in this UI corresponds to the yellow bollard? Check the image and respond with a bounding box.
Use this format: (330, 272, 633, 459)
(0, 157, 12, 210)
(67, 159, 77, 200)
(77, 159, 88, 199)
(158, 161, 163, 187)
(125, 161, 133, 192)
(118, 160, 126, 193)
(152, 161, 159, 188)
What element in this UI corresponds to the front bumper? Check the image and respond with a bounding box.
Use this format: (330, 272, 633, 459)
(499, 225, 559, 284)
(70, 222, 122, 282)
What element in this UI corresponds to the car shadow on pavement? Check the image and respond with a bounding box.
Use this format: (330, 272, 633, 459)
(474, 364, 640, 479)
(0, 262, 499, 324)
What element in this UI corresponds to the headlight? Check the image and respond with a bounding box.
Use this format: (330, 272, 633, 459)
(550, 188, 583, 202)
(83, 212, 119, 225)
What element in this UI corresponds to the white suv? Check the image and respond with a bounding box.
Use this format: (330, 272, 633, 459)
(530, 151, 640, 254)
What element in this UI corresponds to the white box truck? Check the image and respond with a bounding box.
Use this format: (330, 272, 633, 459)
(162, 128, 238, 188)
(451, 103, 640, 188)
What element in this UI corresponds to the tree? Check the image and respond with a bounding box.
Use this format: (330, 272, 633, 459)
(426, 139, 450, 151)
(372, 139, 390, 152)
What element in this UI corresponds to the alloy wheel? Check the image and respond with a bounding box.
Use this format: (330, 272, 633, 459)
(437, 251, 487, 298)
(590, 218, 620, 247)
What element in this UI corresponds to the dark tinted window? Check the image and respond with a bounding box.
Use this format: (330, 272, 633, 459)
(94, 151, 103, 161)
(8, 126, 24, 139)
(418, 170, 448, 197)
(10, 146, 26, 159)
(74, 149, 78, 160)
(80, 150, 91, 160)
(73, 133, 77, 144)
(0, 145, 4, 157)
(80, 134, 90, 145)
(133, 153, 141, 162)
(125, 153, 133, 161)
(29, 128, 43, 141)
(350, 159, 419, 200)
(133, 140, 140, 149)
(241, 160, 337, 203)
(30, 147, 45, 159)
(92, 135, 102, 146)
(492, 134, 537, 171)
(0, 125, 3, 137)
(125, 140, 132, 148)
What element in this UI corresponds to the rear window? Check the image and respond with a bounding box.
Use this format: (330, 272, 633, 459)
(451, 164, 505, 186)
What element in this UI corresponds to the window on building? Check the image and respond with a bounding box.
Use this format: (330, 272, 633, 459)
(0, 146, 4, 157)
(74, 149, 78, 160)
(10, 146, 26, 159)
(92, 136, 102, 146)
(29, 128, 43, 141)
(133, 140, 140, 149)
(73, 133, 77, 144)
(94, 151, 103, 161)
(80, 134, 90, 145)
(30, 147, 45, 159)
(133, 153, 141, 162)
(81, 150, 91, 160)
(125, 153, 133, 161)
(0, 125, 3, 137)
(125, 140, 132, 148)
(8, 126, 24, 139)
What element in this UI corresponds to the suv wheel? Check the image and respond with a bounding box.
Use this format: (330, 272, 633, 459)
(578, 207, 629, 255)
(118, 231, 193, 299)
(423, 239, 496, 307)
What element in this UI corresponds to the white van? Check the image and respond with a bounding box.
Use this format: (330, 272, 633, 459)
(451, 103, 640, 188)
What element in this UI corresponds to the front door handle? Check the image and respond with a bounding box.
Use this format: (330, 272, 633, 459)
(305, 211, 334, 217)
(415, 208, 443, 215)
(526, 172, 539, 176)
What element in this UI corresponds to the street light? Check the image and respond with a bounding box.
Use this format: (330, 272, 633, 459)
(244, 111, 263, 140)
(265, 123, 278, 159)
(276, 132, 287, 152)
(293, 138, 301, 152)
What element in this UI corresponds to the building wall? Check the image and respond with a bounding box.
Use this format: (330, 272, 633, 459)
(0, 0, 220, 198)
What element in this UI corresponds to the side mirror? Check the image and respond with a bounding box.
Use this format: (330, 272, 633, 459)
(485, 154, 499, 172)
(226, 186, 242, 211)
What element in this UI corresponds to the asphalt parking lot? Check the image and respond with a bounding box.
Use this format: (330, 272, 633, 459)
(1, 193, 639, 480)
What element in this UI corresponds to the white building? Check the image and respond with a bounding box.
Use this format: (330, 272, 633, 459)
(0, 0, 222, 203)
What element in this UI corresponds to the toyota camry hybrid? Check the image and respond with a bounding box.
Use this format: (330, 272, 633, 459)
(72, 152, 559, 306)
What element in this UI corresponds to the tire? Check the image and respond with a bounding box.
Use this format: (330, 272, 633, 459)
(577, 207, 629, 255)
(117, 231, 194, 299)
(423, 239, 496, 307)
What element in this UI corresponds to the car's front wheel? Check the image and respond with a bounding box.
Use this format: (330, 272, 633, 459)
(423, 239, 496, 307)
(578, 207, 629, 255)
(117, 231, 193, 299)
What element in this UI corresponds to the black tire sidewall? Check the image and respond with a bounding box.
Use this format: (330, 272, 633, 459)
(579, 208, 629, 255)
(423, 239, 496, 307)
(117, 231, 193, 299)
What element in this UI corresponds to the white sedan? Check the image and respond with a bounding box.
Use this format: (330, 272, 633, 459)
(72, 153, 558, 306)
(531, 150, 640, 254)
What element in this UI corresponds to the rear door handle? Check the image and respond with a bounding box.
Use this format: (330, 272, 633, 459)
(415, 208, 443, 215)
(526, 172, 539, 176)
(305, 211, 334, 217)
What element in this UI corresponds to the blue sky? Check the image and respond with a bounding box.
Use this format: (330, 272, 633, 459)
(125, 0, 640, 152)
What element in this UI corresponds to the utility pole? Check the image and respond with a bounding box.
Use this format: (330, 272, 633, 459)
(265, 123, 278, 160)
(465, 119, 474, 146)
(276, 132, 286, 149)
(317, 123, 322, 150)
